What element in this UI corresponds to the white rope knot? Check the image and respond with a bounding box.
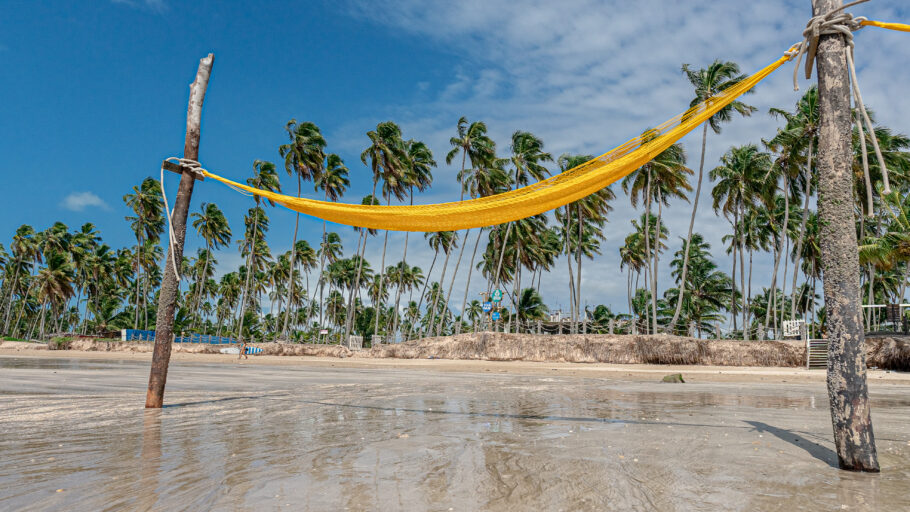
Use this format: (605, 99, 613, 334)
(789, 0, 891, 215)
(164, 156, 207, 180)
(159, 156, 208, 283)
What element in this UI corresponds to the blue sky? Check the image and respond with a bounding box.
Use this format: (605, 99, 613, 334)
(2, 0, 909, 313)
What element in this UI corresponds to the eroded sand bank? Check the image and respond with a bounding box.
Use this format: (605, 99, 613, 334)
(2, 341, 909, 384)
(1, 355, 909, 511)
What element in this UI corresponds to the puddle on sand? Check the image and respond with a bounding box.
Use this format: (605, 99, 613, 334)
(1, 357, 909, 511)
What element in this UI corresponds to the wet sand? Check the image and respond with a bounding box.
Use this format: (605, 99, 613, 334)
(3, 345, 910, 384)
(1, 355, 909, 511)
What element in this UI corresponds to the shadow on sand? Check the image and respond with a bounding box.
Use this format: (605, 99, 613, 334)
(745, 420, 838, 468)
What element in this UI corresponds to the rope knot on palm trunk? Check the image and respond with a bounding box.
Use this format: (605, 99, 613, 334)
(159, 157, 208, 283)
(790, 0, 891, 208)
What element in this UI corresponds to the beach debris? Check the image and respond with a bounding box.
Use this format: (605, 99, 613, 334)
(661, 373, 685, 383)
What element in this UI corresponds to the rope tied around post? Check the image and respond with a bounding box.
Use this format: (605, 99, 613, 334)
(159, 157, 206, 282)
(789, 0, 891, 215)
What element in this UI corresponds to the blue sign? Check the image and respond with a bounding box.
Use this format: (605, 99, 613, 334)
(491, 311, 501, 321)
(482, 301, 493, 313)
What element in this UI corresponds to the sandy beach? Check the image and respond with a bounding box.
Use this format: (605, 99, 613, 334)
(2, 342, 909, 385)
(2, 353, 909, 511)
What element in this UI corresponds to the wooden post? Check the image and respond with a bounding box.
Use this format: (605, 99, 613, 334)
(811, 0, 879, 471)
(145, 54, 214, 408)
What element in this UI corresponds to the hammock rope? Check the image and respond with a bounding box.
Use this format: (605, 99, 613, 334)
(790, 0, 895, 214)
(187, 18, 908, 233)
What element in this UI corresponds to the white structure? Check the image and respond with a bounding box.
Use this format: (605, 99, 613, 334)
(783, 320, 805, 338)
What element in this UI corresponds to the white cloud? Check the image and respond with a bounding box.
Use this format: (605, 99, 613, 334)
(61, 191, 109, 212)
(329, 0, 910, 313)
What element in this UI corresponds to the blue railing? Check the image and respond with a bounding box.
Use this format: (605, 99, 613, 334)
(122, 329, 237, 344)
(174, 334, 237, 345)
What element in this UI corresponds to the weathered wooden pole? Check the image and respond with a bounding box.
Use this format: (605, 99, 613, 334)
(811, 0, 879, 471)
(145, 53, 214, 408)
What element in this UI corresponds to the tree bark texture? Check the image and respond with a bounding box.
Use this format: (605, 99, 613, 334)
(146, 53, 214, 409)
(812, 0, 878, 472)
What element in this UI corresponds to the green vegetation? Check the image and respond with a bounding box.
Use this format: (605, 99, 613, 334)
(1, 61, 908, 344)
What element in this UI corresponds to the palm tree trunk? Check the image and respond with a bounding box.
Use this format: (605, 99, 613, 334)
(515, 253, 524, 333)
(576, 202, 583, 333)
(747, 247, 754, 331)
(790, 141, 813, 320)
(814, 0, 878, 470)
(778, 229, 792, 331)
(652, 188, 662, 334)
(730, 217, 738, 333)
(670, 123, 709, 329)
(443, 228, 470, 335)
(237, 207, 261, 344)
(38, 301, 47, 340)
(143, 260, 152, 330)
(134, 235, 142, 329)
(763, 176, 790, 337)
(899, 263, 910, 305)
(644, 170, 653, 334)
(13, 278, 35, 338)
(343, 229, 366, 345)
(391, 190, 414, 337)
(192, 249, 211, 330)
(739, 207, 748, 340)
(563, 207, 576, 333)
(317, 234, 328, 330)
(565, 210, 576, 334)
(279, 175, 303, 339)
(491, 223, 512, 332)
(373, 195, 391, 339)
(407, 251, 437, 340)
(627, 267, 633, 318)
(2, 261, 21, 333)
(866, 264, 874, 325)
(428, 241, 454, 337)
(457, 229, 483, 335)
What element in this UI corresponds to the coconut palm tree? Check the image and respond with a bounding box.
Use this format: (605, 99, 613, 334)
(457, 155, 509, 334)
(344, 195, 380, 343)
(279, 120, 326, 338)
(665, 233, 732, 336)
(69, 223, 99, 328)
(619, 230, 648, 321)
(670, 60, 756, 330)
(515, 287, 548, 331)
(236, 160, 280, 344)
(123, 177, 163, 329)
(190, 202, 231, 328)
(710, 144, 772, 338)
(360, 121, 408, 340)
(3, 225, 37, 333)
(768, 87, 820, 322)
(860, 188, 910, 302)
(312, 154, 349, 331)
(622, 140, 692, 333)
(487, 131, 552, 330)
(35, 251, 75, 339)
(424, 231, 459, 338)
(391, 139, 435, 337)
(557, 153, 615, 332)
(292, 239, 317, 334)
(315, 232, 343, 332)
(445, 118, 495, 334)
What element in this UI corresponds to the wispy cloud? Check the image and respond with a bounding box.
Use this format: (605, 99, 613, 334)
(61, 191, 109, 212)
(110, 0, 167, 13)
(334, 0, 910, 310)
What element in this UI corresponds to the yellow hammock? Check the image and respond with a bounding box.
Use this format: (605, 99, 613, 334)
(201, 21, 908, 232)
